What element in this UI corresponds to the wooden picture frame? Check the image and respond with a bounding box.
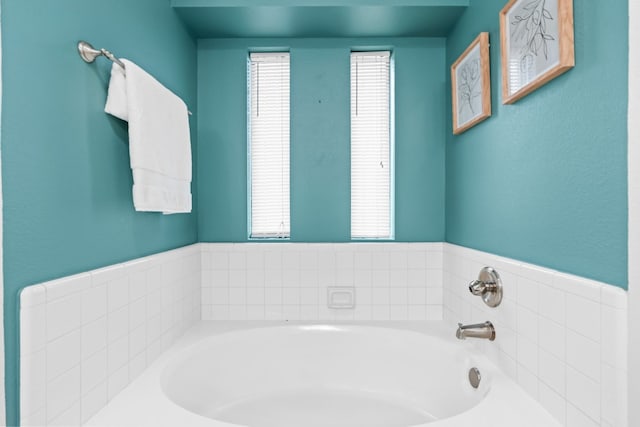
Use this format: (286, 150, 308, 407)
(451, 32, 491, 135)
(500, 0, 574, 104)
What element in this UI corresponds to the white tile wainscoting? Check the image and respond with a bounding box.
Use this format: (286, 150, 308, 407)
(18, 242, 628, 427)
(19, 245, 201, 426)
(443, 244, 628, 427)
(200, 243, 445, 322)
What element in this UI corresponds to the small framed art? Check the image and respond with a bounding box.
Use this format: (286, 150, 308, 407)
(451, 32, 491, 135)
(500, 0, 575, 104)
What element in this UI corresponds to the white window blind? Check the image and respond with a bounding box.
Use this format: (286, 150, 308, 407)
(350, 51, 393, 239)
(248, 52, 290, 238)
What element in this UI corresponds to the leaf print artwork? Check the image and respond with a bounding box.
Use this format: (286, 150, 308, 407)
(458, 58, 481, 116)
(511, 0, 556, 77)
(512, 1, 554, 57)
(505, 0, 561, 94)
(455, 44, 484, 127)
(452, 32, 490, 134)
(500, 0, 574, 104)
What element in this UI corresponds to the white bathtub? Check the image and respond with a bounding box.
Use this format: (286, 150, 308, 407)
(86, 322, 561, 427)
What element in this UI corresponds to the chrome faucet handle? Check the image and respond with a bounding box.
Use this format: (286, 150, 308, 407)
(468, 280, 482, 295)
(468, 280, 486, 295)
(468, 267, 503, 308)
(469, 279, 499, 295)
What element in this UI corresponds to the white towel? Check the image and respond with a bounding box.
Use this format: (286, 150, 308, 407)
(105, 59, 192, 214)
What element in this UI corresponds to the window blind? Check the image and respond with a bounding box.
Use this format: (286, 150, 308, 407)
(350, 51, 393, 239)
(249, 52, 290, 238)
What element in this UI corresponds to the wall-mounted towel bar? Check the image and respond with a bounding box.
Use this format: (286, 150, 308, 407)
(77, 41, 193, 116)
(78, 40, 124, 68)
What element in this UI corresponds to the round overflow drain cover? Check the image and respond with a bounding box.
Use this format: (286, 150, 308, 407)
(469, 367, 481, 389)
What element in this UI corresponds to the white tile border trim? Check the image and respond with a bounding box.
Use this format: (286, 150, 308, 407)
(200, 242, 444, 322)
(18, 241, 629, 427)
(442, 243, 627, 427)
(19, 244, 201, 426)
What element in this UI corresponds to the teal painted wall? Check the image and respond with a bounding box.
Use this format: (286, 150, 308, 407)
(0, 0, 630, 423)
(445, 0, 628, 288)
(197, 38, 446, 242)
(1, 0, 198, 424)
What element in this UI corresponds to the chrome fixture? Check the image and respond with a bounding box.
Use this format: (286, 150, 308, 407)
(468, 367, 481, 388)
(456, 321, 496, 341)
(77, 40, 192, 115)
(468, 267, 503, 307)
(78, 41, 125, 68)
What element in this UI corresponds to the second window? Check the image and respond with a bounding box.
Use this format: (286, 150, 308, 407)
(350, 51, 394, 239)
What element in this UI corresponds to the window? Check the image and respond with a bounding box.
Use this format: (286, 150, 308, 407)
(350, 51, 393, 239)
(248, 52, 290, 238)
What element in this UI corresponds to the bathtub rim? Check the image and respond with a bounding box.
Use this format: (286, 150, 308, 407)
(159, 322, 492, 424)
(84, 320, 562, 427)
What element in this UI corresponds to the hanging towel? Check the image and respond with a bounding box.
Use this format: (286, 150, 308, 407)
(105, 59, 192, 214)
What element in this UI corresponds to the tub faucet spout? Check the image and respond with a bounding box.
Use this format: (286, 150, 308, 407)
(456, 321, 495, 341)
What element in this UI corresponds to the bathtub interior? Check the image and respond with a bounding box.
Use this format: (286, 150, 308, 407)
(161, 325, 490, 427)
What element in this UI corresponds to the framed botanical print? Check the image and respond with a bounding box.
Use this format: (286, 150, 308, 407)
(500, 0, 575, 104)
(451, 32, 491, 135)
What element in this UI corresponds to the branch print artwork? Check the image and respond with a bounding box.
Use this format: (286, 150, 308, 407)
(500, 0, 573, 104)
(455, 45, 483, 127)
(451, 32, 490, 134)
(507, 0, 560, 94)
